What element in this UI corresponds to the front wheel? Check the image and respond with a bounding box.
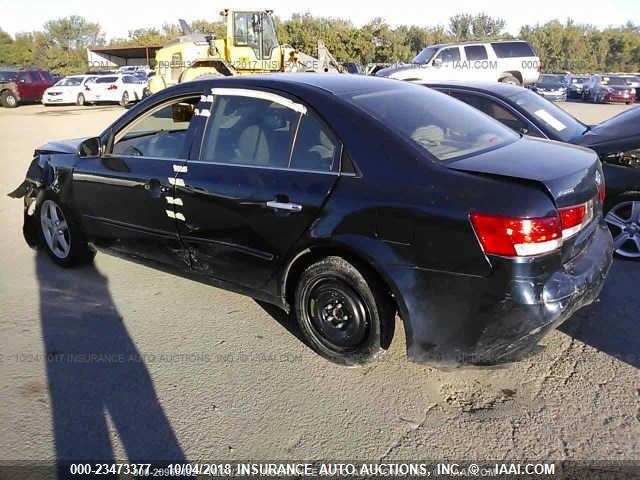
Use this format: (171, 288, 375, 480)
(294, 256, 395, 365)
(604, 193, 640, 259)
(120, 91, 129, 107)
(76, 93, 85, 106)
(36, 193, 94, 267)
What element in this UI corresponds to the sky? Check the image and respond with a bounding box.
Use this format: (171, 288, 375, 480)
(1, 0, 639, 40)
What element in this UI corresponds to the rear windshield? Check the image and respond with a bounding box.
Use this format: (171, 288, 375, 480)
(348, 84, 518, 161)
(95, 76, 118, 83)
(56, 77, 84, 86)
(491, 41, 535, 58)
(507, 89, 587, 142)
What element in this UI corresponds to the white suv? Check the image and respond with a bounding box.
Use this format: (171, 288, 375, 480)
(376, 40, 540, 86)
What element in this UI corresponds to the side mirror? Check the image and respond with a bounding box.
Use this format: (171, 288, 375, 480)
(78, 137, 101, 158)
(432, 58, 443, 67)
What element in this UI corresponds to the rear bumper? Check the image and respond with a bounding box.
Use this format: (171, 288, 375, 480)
(393, 223, 613, 365)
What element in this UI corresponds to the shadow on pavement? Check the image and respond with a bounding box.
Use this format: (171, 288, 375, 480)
(35, 251, 185, 469)
(560, 258, 640, 368)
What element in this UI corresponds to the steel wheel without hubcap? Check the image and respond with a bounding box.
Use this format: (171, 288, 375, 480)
(40, 199, 71, 259)
(306, 278, 369, 351)
(605, 200, 640, 258)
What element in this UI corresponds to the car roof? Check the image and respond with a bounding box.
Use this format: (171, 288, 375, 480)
(187, 73, 413, 97)
(417, 80, 526, 97)
(420, 39, 530, 49)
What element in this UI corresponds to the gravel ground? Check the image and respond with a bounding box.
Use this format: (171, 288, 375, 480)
(0, 100, 638, 465)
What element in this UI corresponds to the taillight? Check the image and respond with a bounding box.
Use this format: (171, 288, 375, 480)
(558, 201, 592, 239)
(470, 212, 562, 257)
(598, 182, 606, 203)
(107, 84, 118, 90)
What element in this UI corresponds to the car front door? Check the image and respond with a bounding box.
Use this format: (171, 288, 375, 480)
(174, 88, 340, 292)
(72, 94, 204, 269)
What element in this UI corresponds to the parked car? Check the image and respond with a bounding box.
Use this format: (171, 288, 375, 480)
(10, 75, 612, 366)
(582, 75, 635, 104)
(84, 74, 147, 106)
(614, 74, 640, 101)
(42, 75, 97, 106)
(375, 40, 540, 86)
(341, 62, 364, 75)
(424, 80, 640, 259)
(0, 68, 56, 107)
(529, 74, 568, 101)
(566, 75, 589, 98)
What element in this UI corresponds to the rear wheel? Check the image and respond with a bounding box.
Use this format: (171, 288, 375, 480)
(604, 193, 640, 260)
(76, 93, 85, 106)
(294, 256, 395, 365)
(120, 91, 129, 107)
(1, 90, 18, 108)
(36, 192, 94, 267)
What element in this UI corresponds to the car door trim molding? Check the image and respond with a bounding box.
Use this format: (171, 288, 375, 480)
(83, 214, 178, 239)
(210, 87, 308, 114)
(72, 172, 140, 188)
(180, 234, 275, 261)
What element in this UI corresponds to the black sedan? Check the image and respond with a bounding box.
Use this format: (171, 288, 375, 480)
(425, 81, 640, 260)
(10, 74, 612, 366)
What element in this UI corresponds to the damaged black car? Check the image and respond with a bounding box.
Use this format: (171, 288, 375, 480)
(10, 74, 613, 366)
(425, 81, 640, 259)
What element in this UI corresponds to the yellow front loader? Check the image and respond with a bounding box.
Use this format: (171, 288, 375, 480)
(148, 9, 342, 94)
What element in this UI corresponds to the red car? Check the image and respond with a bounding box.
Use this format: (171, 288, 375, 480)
(582, 75, 636, 105)
(0, 69, 56, 107)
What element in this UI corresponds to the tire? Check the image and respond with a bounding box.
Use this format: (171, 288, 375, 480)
(35, 192, 94, 267)
(499, 74, 521, 86)
(76, 93, 85, 106)
(604, 192, 640, 260)
(120, 91, 129, 107)
(294, 256, 395, 365)
(1, 90, 18, 108)
(626, 101, 633, 105)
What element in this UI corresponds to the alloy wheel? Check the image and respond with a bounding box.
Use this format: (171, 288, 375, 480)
(605, 200, 640, 258)
(40, 199, 71, 259)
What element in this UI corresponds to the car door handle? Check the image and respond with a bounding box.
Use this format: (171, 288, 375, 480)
(266, 200, 302, 212)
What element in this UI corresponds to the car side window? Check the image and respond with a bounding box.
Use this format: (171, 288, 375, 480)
(201, 94, 299, 168)
(111, 96, 200, 159)
(464, 45, 488, 61)
(435, 47, 460, 64)
(18, 72, 33, 83)
(289, 114, 338, 172)
(450, 92, 538, 136)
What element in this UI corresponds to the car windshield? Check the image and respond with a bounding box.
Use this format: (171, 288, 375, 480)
(0, 71, 17, 82)
(411, 46, 439, 64)
(607, 77, 631, 86)
(539, 75, 564, 85)
(348, 84, 518, 161)
(507, 89, 587, 142)
(55, 77, 84, 87)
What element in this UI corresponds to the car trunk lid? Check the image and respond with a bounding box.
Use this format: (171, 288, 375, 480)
(571, 107, 640, 156)
(447, 136, 602, 209)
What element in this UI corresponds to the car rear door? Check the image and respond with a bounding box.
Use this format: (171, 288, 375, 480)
(17, 71, 38, 100)
(72, 93, 204, 269)
(174, 88, 340, 291)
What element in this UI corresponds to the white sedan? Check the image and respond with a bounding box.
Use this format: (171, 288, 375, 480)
(84, 74, 147, 106)
(42, 75, 97, 106)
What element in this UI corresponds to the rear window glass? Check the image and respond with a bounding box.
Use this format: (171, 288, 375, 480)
(95, 76, 118, 83)
(491, 42, 535, 58)
(348, 84, 518, 162)
(465, 45, 488, 61)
